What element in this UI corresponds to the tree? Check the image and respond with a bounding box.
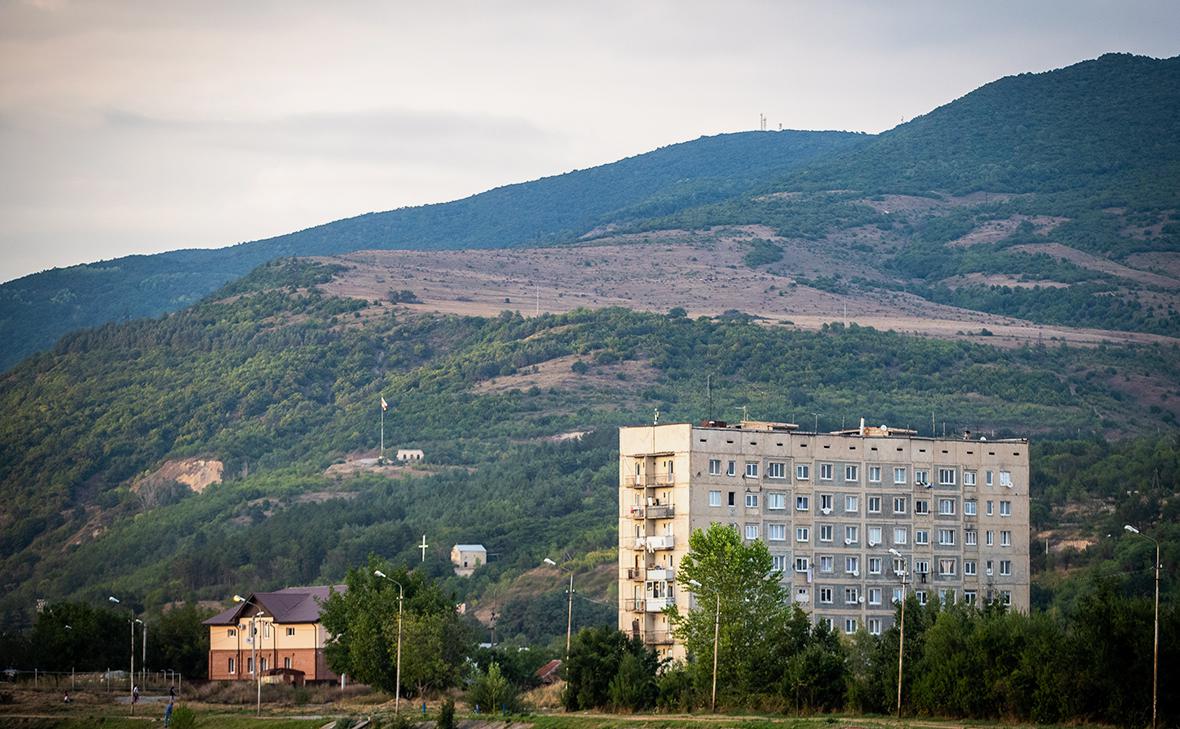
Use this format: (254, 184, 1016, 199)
(563, 625, 658, 711)
(467, 662, 520, 714)
(669, 522, 796, 705)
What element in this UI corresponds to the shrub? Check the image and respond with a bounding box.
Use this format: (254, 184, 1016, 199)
(170, 704, 197, 729)
(437, 697, 455, 729)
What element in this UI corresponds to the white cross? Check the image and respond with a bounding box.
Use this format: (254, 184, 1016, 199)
(418, 534, 429, 562)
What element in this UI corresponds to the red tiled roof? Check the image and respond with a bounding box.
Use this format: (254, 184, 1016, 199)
(203, 585, 346, 625)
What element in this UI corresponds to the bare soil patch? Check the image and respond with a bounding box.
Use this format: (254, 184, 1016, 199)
(940, 273, 1070, 289)
(945, 215, 1068, 248)
(1125, 251, 1180, 279)
(473, 354, 657, 394)
(1011, 243, 1180, 289)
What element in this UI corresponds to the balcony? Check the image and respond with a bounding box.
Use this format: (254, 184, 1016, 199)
(625, 567, 644, 581)
(647, 567, 675, 582)
(643, 630, 674, 645)
(624, 598, 645, 612)
(627, 504, 675, 520)
(645, 597, 671, 612)
(643, 535, 675, 551)
(623, 474, 675, 488)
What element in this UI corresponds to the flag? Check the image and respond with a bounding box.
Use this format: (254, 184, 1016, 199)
(381, 397, 389, 412)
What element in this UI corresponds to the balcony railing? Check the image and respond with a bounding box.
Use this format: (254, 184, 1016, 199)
(644, 535, 675, 551)
(645, 597, 671, 612)
(624, 598, 645, 612)
(625, 567, 644, 581)
(623, 474, 676, 488)
(643, 630, 674, 645)
(627, 504, 675, 520)
(646, 567, 675, 582)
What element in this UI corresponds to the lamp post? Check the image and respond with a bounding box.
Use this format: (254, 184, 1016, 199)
(233, 595, 266, 716)
(543, 558, 575, 661)
(108, 596, 135, 715)
(889, 548, 909, 719)
(373, 570, 404, 715)
(687, 579, 720, 712)
(141, 620, 147, 691)
(1125, 524, 1161, 729)
(64, 625, 74, 690)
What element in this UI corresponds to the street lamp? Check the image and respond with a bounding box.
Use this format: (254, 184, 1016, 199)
(687, 579, 720, 712)
(109, 596, 135, 715)
(373, 570, 404, 715)
(889, 548, 909, 719)
(1125, 524, 1161, 729)
(543, 558, 575, 661)
(233, 595, 266, 716)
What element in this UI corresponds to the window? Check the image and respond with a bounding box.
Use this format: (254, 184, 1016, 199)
(1000, 500, 1012, 517)
(914, 499, 930, 515)
(1000, 559, 1012, 576)
(844, 495, 859, 513)
(819, 587, 833, 604)
(284, 657, 292, 669)
(938, 528, 955, 546)
(964, 470, 977, 486)
(768, 523, 786, 541)
(868, 526, 883, 546)
(726, 460, 736, 476)
(986, 530, 995, 546)
(985, 470, 994, 486)
(745, 492, 759, 508)
(796, 463, 810, 480)
(709, 459, 721, 476)
(1001, 530, 1012, 547)
(941, 588, 956, 605)
(844, 618, 858, 634)
(868, 587, 882, 605)
(768, 461, 786, 479)
(986, 500, 994, 516)
(844, 464, 859, 482)
(868, 465, 881, 483)
(915, 529, 929, 545)
(916, 590, 928, 606)
(868, 556, 882, 574)
(228, 657, 236, 674)
(893, 556, 907, 575)
(893, 527, 908, 545)
(286, 627, 295, 637)
(964, 499, 977, 516)
(260, 658, 268, 672)
(939, 558, 957, 576)
(796, 495, 810, 511)
(820, 494, 834, 512)
(263, 623, 270, 638)
(767, 492, 785, 510)
(938, 468, 957, 485)
(1002, 590, 1012, 606)
(247, 657, 254, 674)
(893, 496, 907, 514)
(965, 529, 977, 546)
(915, 469, 930, 486)
(938, 498, 956, 515)
(915, 560, 929, 575)
(868, 618, 883, 636)
(795, 557, 810, 572)
(820, 555, 834, 573)
(845, 556, 860, 574)
(844, 525, 859, 544)
(999, 470, 1012, 487)
(964, 559, 977, 576)
(868, 496, 881, 513)
(844, 587, 859, 605)
(824, 617, 836, 631)
(709, 490, 721, 507)
(745, 461, 759, 478)
(227, 628, 237, 637)
(796, 527, 810, 543)
(893, 586, 905, 603)
(745, 524, 759, 540)
(819, 524, 834, 542)
(894, 467, 907, 484)
(819, 463, 834, 480)
(986, 559, 994, 576)
(772, 554, 787, 572)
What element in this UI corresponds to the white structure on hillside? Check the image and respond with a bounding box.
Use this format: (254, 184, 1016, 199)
(451, 544, 487, 576)
(396, 449, 424, 462)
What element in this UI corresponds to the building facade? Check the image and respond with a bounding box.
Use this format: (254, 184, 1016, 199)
(451, 544, 487, 576)
(204, 585, 344, 683)
(618, 421, 1030, 661)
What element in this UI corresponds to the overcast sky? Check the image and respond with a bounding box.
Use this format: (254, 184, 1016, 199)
(1, 0, 1177, 283)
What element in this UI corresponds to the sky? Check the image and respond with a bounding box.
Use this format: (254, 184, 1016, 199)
(1, 1, 1178, 283)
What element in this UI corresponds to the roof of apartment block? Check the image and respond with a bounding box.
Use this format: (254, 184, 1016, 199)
(203, 584, 346, 626)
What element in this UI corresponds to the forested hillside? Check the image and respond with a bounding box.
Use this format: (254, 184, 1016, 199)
(0, 259, 1176, 636)
(0, 130, 862, 370)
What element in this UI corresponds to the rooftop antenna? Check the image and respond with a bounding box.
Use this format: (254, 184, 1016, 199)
(742, 405, 749, 422)
(706, 374, 713, 421)
(811, 412, 822, 433)
(759, 113, 766, 131)
(654, 408, 659, 425)
(932, 412, 936, 438)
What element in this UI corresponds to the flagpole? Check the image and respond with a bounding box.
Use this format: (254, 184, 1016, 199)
(380, 403, 385, 463)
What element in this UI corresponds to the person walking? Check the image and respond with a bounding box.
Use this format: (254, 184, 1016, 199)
(132, 685, 140, 705)
(163, 697, 174, 727)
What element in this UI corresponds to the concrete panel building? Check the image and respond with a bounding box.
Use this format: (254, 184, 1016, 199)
(618, 420, 1030, 661)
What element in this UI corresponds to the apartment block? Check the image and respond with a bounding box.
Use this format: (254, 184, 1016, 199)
(618, 420, 1030, 661)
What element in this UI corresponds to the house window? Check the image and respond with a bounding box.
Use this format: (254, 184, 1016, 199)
(985, 470, 994, 486)
(986, 500, 994, 516)
(844, 618, 858, 635)
(247, 657, 254, 674)
(260, 658, 268, 672)
(938, 528, 955, 546)
(915, 469, 929, 486)
(893, 496, 907, 514)
(868, 526, 883, 546)
(767, 492, 785, 510)
(745, 462, 759, 478)
(819, 525, 833, 542)
(868, 618, 883, 636)
(939, 558, 956, 576)
(1002, 591, 1012, 606)
(819, 587, 833, 604)
(228, 657, 236, 674)
(868, 465, 881, 483)
(963, 590, 977, 605)
(768, 461, 786, 479)
(286, 627, 296, 637)
(709, 490, 721, 507)
(820, 555, 834, 573)
(745, 524, 759, 540)
(999, 471, 1012, 487)
(986, 527, 995, 545)
(844, 525, 859, 545)
(768, 523, 786, 541)
(772, 554, 787, 572)
(227, 628, 236, 637)
(796, 463, 810, 480)
(845, 556, 860, 575)
(894, 467, 907, 485)
(795, 557, 810, 572)
(819, 463, 834, 481)
(938, 498, 955, 515)
(916, 590, 928, 606)
(964, 470, 977, 486)
(796, 495, 810, 512)
(868, 587, 882, 605)
(745, 493, 759, 508)
(868, 496, 881, 513)
(964, 560, 977, 576)
(1001, 530, 1012, 547)
(868, 556, 882, 575)
(844, 495, 859, 513)
(726, 460, 736, 477)
(965, 529, 977, 546)
(915, 529, 929, 545)
(796, 527, 810, 543)
(709, 459, 722, 476)
(820, 494, 834, 512)
(893, 527, 908, 545)
(986, 560, 994, 576)
(893, 556, 907, 575)
(284, 657, 292, 669)
(938, 468, 957, 486)
(844, 587, 859, 604)
(844, 465, 859, 482)
(914, 499, 930, 515)
(965, 500, 977, 516)
(892, 586, 904, 603)
(1000, 559, 1012, 576)
(1000, 500, 1012, 517)
(728, 491, 736, 507)
(941, 588, 956, 605)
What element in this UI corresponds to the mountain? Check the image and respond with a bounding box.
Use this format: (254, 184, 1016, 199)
(0, 130, 863, 371)
(0, 258, 1177, 629)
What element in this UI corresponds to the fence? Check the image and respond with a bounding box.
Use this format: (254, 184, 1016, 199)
(1, 668, 184, 694)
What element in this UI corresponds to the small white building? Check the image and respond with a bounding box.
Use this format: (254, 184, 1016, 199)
(450, 544, 487, 577)
(396, 449, 424, 462)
